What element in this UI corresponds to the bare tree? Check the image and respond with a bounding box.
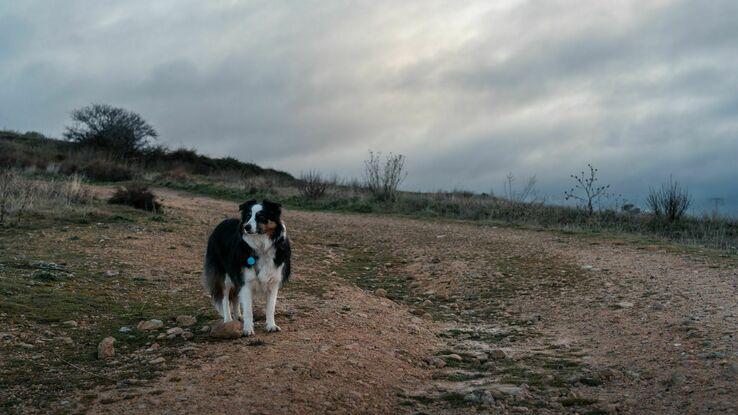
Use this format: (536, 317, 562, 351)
(363, 151, 407, 202)
(564, 164, 611, 216)
(504, 173, 540, 203)
(646, 176, 692, 222)
(64, 103, 157, 157)
(297, 170, 330, 199)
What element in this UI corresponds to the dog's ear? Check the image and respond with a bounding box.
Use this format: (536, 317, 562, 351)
(239, 199, 257, 212)
(262, 200, 282, 214)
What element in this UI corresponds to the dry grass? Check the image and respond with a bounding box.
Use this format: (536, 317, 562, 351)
(0, 170, 93, 225)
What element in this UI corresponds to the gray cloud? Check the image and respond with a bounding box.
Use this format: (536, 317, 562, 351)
(1, 0, 737, 214)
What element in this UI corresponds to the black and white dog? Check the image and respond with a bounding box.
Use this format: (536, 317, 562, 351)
(203, 200, 291, 335)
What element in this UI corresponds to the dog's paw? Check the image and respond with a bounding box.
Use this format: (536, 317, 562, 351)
(243, 325, 255, 337)
(265, 323, 281, 333)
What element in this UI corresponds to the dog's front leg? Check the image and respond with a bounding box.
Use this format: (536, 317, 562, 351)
(239, 283, 255, 336)
(265, 281, 281, 332)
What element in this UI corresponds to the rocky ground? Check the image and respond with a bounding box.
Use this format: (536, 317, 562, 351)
(0, 188, 736, 414)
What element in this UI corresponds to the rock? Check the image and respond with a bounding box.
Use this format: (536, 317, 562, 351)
(119, 326, 132, 333)
(156, 333, 166, 340)
(444, 353, 463, 362)
(209, 321, 243, 339)
(463, 389, 495, 405)
(149, 357, 165, 365)
(104, 270, 119, 277)
(176, 315, 197, 327)
(616, 301, 634, 309)
(57, 337, 74, 345)
(98, 337, 116, 359)
(423, 356, 446, 368)
(1, 333, 13, 342)
(181, 331, 194, 340)
(62, 320, 78, 327)
(199, 325, 210, 334)
(375, 288, 387, 298)
(166, 327, 184, 336)
(489, 349, 507, 360)
(422, 299, 433, 306)
(19, 342, 35, 349)
(488, 384, 526, 398)
(137, 319, 164, 331)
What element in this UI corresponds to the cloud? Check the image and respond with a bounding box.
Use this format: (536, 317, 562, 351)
(1, 0, 736, 213)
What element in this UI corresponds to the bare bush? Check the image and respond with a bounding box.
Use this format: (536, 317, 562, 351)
(0, 170, 91, 225)
(647, 176, 692, 222)
(564, 164, 611, 216)
(109, 182, 162, 212)
(298, 170, 330, 199)
(363, 151, 407, 202)
(503, 173, 541, 203)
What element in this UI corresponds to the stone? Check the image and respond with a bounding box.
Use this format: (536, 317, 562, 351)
(423, 356, 446, 368)
(98, 337, 116, 359)
(166, 327, 184, 336)
(137, 319, 164, 331)
(181, 331, 194, 340)
(444, 353, 463, 362)
(199, 325, 210, 333)
(57, 337, 74, 345)
(489, 349, 507, 360)
(176, 315, 197, 327)
(149, 357, 165, 364)
(104, 270, 120, 277)
(650, 302, 665, 311)
(375, 288, 387, 298)
(62, 320, 78, 327)
(119, 326, 132, 333)
(209, 321, 243, 339)
(616, 301, 634, 309)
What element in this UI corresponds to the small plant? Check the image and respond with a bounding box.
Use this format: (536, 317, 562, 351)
(646, 176, 691, 222)
(564, 164, 611, 216)
(363, 151, 407, 202)
(298, 170, 330, 199)
(109, 182, 162, 212)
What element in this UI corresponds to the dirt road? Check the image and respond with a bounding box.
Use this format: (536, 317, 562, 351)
(4, 189, 736, 414)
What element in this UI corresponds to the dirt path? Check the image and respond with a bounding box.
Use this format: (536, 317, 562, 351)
(4, 188, 736, 414)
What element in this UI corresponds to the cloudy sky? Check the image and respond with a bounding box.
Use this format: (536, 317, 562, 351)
(1, 0, 737, 213)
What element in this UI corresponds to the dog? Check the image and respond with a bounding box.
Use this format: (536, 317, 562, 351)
(203, 199, 291, 335)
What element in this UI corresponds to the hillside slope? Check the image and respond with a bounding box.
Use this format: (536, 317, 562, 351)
(1, 188, 736, 414)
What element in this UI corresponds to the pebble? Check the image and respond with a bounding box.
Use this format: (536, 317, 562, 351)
(166, 327, 184, 336)
(63, 320, 78, 327)
(489, 349, 507, 360)
(616, 301, 634, 309)
(375, 288, 387, 298)
(119, 326, 132, 333)
(97, 337, 116, 359)
(176, 315, 197, 327)
(137, 319, 164, 331)
(181, 331, 194, 340)
(423, 356, 446, 368)
(199, 325, 210, 333)
(149, 357, 165, 365)
(444, 353, 463, 362)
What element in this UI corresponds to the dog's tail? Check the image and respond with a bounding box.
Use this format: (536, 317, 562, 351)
(202, 254, 225, 314)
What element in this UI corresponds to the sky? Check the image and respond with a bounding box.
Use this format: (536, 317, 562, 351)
(1, 0, 737, 214)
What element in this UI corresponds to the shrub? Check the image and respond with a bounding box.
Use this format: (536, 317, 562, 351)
(363, 151, 407, 202)
(79, 160, 134, 182)
(109, 183, 162, 212)
(64, 103, 158, 157)
(647, 176, 692, 222)
(298, 170, 330, 199)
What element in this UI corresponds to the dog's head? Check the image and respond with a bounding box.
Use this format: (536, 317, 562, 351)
(239, 199, 283, 238)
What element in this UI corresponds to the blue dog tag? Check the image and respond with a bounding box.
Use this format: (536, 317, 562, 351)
(247, 256, 256, 266)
